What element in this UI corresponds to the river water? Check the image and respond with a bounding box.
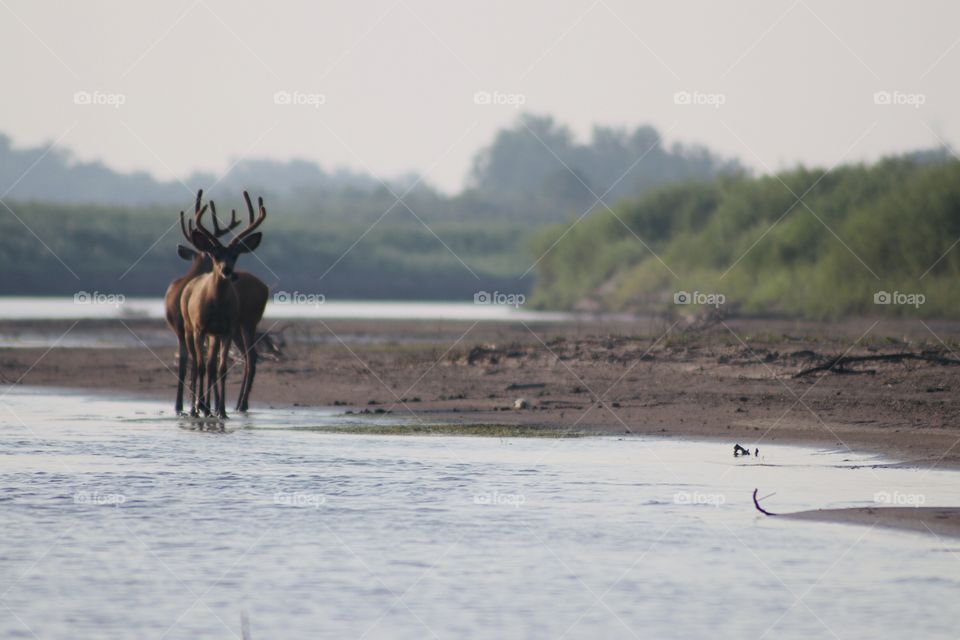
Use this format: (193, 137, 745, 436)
(0, 297, 576, 322)
(1, 387, 959, 639)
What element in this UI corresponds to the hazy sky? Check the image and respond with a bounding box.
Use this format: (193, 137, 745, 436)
(1, 0, 958, 193)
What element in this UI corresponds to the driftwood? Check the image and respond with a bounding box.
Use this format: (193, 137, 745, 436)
(752, 489, 779, 516)
(794, 351, 960, 378)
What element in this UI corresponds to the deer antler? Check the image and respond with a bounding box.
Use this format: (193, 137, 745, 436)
(229, 191, 266, 248)
(209, 200, 242, 238)
(180, 189, 208, 243)
(193, 195, 217, 245)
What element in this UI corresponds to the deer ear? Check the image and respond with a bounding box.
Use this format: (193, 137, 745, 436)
(234, 232, 262, 253)
(177, 245, 198, 261)
(191, 230, 216, 253)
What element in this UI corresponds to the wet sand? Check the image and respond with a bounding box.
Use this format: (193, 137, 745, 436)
(4, 316, 959, 461)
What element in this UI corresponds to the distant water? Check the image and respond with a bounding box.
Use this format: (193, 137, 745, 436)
(2, 386, 959, 639)
(0, 297, 575, 322)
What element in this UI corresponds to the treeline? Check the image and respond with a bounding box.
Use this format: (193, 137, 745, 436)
(464, 114, 743, 223)
(0, 114, 742, 298)
(0, 201, 530, 299)
(530, 150, 960, 318)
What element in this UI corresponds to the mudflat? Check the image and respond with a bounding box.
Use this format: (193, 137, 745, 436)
(3, 314, 959, 467)
(781, 507, 960, 539)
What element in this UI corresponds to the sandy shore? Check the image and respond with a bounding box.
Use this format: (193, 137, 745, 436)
(3, 315, 959, 462)
(3, 314, 960, 535)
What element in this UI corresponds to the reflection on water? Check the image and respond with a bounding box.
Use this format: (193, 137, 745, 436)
(1, 387, 959, 639)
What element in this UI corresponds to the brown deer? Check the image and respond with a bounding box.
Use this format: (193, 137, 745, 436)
(180, 194, 266, 418)
(164, 191, 269, 414)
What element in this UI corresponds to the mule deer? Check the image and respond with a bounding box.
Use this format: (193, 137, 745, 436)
(180, 194, 266, 417)
(164, 191, 269, 413)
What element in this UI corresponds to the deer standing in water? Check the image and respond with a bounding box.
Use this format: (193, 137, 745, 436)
(164, 191, 269, 414)
(179, 194, 267, 417)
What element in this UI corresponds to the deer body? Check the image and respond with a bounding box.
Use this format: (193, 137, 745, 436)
(181, 273, 239, 417)
(179, 192, 266, 418)
(165, 254, 206, 414)
(166, 191, 269, 414)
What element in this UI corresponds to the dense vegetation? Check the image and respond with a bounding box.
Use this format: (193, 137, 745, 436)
(530, 151, 960, 318)
(0, 114, 738, 298)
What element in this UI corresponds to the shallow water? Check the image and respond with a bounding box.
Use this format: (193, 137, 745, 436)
(0, 297, 581, 349)
(1, 387, 959, 639)
(0, 297, 575, 322)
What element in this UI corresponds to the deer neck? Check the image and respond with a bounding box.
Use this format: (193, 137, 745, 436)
(184, 256, 211, 280)
(209, 273, 235, 298)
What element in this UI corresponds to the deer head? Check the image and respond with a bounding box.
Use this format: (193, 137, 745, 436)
(187, 191, 266, 281)
(178, 189, 246, 265)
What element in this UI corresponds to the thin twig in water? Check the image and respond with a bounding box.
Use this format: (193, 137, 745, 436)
(752, 488, 779, 516)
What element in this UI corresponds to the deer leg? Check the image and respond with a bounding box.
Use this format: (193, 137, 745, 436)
(232, 332, 247, 412)
(175, 335, 188, 415)
(207, 337, 219, 414)
(205, 338, 218, 418)
(216, 337, 230, 419)
(195, 333, 209, 416)
(186, 332, 200, 417)
(236, 327, 256, 412)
